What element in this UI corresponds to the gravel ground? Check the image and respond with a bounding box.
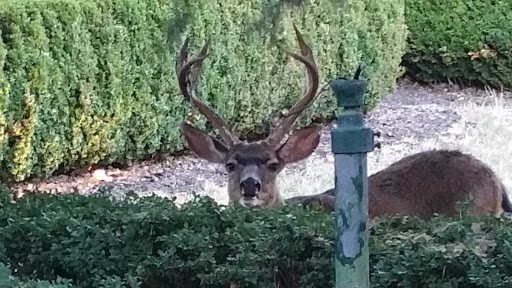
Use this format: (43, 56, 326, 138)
(7, 79, 512, 199)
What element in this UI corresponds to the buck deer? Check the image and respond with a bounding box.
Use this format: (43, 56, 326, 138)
(176, 25, 322, 207)
(176, 25, 512, 218)
(286, 150, 512, 219)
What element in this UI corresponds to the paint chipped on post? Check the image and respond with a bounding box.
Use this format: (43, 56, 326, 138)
(330, 62, 375, 288)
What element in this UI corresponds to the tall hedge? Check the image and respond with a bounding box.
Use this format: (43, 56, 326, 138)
(0, 0, 407, 182)
(404, 0, 512, 88)
(0, 186, 511, 287)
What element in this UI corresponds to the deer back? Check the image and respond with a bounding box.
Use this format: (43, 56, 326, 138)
(368, 150, 505, 218)
(285, 150, 509, 219)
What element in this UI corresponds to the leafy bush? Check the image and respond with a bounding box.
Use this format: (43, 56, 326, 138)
(0, 0, 407, 182)
(0, 263, 74, 288)
(0, 186, 511, 288)
(404, 0, 512, 88)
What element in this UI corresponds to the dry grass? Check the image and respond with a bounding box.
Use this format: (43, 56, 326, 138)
(173, 87, 512, 205)
(455, 88, 512, 192)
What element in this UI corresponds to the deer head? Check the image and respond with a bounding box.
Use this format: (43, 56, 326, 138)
(176, 25, 321, 208)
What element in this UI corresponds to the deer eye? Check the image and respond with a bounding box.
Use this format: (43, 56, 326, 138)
(267, 162, 279, 172)
(225, 162, 237, 172)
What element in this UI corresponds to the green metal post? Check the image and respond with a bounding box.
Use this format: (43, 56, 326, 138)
(330, 63, 375, 288)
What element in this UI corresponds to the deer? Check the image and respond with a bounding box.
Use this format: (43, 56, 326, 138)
(175, 25, 512, 219)
(176, 25, 322, 208)
(286, 149, 512, 219)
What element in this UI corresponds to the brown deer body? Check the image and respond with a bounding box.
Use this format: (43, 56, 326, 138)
(286, 150, 512, 218)
(175, 25, 511, 218)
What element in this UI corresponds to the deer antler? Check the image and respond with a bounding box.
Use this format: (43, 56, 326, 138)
(176, 37, 239, 147)
(264, 24, 320, 149)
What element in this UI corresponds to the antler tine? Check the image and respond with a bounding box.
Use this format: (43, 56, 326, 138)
(265, 24, 320, 149)
(176, 37, 238, 147)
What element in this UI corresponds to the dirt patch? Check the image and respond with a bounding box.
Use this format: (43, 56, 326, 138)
(6, 80, 512, 199)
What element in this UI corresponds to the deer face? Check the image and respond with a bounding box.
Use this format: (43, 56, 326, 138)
(176, 24, 320, 208)
(180, 123, 323, 207)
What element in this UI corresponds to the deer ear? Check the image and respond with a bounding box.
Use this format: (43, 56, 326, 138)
(180, 123, 229, 163)
(276, 123, 322, 164)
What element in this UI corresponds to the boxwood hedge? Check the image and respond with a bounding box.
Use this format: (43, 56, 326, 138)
(0, 0, 407, 182)
(404, 0, 512, 88)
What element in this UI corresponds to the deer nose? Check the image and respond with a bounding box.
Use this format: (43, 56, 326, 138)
(240, 178, 261, 198)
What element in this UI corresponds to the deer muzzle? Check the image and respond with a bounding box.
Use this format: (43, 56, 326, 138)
(240, 177, 261, 198)
(239, 165, 262, 202)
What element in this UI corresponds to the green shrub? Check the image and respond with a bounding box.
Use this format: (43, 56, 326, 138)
(0, 263, 75, 288)
(404, 0, 512, 88)
(0, 186, 511, 288)
(0, 0, 407, 182)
